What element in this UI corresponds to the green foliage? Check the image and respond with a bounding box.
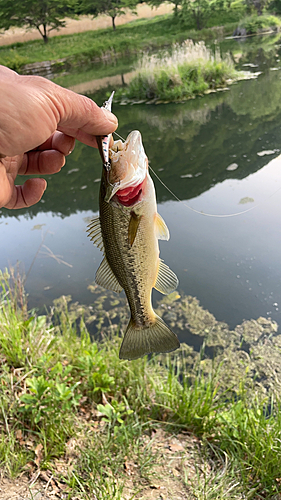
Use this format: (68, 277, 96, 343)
(0, 52, 30, 72)
(147, 0, 183, 17)
(97, 397, 134, 427)
(78, 0, 138, 29)
(237, 13, 281, 32)
(0, 0, 77, 43)
(179, 0, 226, 30)
(205, 0, 246, 25)
(19, 368, 80, 426)
(269, 0, 281, 13)
(244, 0, 269, 15)
(74, 340, 115, 400)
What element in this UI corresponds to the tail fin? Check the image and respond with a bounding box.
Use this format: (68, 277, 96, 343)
(119, 315, 180, 360)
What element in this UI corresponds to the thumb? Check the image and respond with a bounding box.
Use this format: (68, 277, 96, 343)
(54, 87, 118, 148)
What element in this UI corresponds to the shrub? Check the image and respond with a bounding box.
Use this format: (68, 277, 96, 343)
(238, 13, 281, 34)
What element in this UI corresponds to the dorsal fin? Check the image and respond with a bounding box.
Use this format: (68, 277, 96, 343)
(154, 260, 178, 295)
(96, 257, 123, 293)
(155, 213, 170, 241)
(86, 216, 104, 253)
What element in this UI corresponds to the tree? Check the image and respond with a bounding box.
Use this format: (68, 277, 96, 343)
(268, 0, 281, 13)
(79, 0, 138, 30)
(244, 0, 268, 14)
(179, 0, 225, 29)
(0, 0, 77, 43)
(147, 0, 183, 17)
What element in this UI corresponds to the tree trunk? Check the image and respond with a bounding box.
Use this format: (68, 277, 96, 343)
(112, 16, 116, 30)
(43, 23, 48, 43)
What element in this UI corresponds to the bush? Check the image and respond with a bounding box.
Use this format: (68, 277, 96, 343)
(238, 13, 281, 34)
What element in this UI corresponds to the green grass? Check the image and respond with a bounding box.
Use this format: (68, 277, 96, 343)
(1, 268, 281, 498)
(115, 40, 240, 102)
(0, 12, 241, 73)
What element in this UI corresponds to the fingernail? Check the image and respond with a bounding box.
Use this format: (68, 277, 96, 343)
(101, 108, 118, 126)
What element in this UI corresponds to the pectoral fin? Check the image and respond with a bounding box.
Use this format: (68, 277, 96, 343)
(87, 216, 104, 253)
(155, 213, 170, 241)
(128, 212, 142, 247)
(96, 257, 123, 293)
(154, 260, 179, 295)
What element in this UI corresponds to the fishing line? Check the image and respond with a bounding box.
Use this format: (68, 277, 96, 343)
(112, 132, 281, 218)
(113, 131, 126, 141)
(149, 165, 281, 218)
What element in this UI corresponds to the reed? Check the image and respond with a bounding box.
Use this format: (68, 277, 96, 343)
(116, 40, 238, 102)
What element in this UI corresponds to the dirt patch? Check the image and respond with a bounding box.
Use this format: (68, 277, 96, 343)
(0, 4, 173, 47)
(122, 429, 201, 500)
(0, 473, 64, 500)
(0, 430, 206, 500)
(68, 70, 137, 94)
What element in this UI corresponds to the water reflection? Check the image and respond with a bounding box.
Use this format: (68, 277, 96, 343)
(3, 68, 281, 218)
(1, 36, 281, 337)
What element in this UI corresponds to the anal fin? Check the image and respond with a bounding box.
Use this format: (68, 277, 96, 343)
(154, 260, 178, 295)
(119, 315, 180, 360)
(96, 257, 123, 293)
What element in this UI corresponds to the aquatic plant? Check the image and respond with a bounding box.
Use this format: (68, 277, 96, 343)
(116, 39, 239, 102)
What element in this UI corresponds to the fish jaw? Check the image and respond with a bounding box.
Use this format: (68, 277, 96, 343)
(105, 130, 148, 204)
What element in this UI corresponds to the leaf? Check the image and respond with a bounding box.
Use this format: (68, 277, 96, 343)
(168, 443, 184, 452)
(239, 197, 254, 205)
(34, 443, 44, 467)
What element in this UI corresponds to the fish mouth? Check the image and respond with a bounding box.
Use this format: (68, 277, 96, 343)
(105, 131, 148, 204)
(115, 178, 147, 207)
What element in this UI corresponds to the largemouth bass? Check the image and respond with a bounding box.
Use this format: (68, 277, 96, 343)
(87, 93, 180, 360)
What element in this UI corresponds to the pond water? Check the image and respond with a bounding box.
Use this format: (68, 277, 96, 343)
(2, 34, 281, 341)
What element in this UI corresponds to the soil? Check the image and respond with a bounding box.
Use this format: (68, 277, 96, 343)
(0, 4, 173, 47)
(0, 430, 202, 499)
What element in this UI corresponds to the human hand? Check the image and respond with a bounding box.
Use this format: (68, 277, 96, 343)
(0, 65, 118, 209)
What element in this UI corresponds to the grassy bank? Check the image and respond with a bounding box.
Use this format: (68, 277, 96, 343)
(115, 40, 240, 103)
(1, 269, 281, 499)
(0, 13, 240, 73)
